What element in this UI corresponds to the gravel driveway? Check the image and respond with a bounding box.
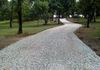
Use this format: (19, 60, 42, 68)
(0, 18, 100, 70)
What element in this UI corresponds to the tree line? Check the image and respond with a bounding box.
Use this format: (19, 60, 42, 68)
(0, 0, 100, 34)
(78, 0, 100, 28)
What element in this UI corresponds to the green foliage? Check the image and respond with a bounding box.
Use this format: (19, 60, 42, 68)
(80, 0, 92, 14)
(22, 0, 31, 20)
(49, 0, 76, 16)
(32, 0, 49, 18)
(0, 0, 77, 21)
(79, 0, 100, 16)
(95, 0, 100, 15)
(0, 0, 10, 20)
(30, 0, 49, 24)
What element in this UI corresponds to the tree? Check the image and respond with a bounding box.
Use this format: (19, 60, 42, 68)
(79, 0, 94, 28)
(49, 0, 76, 24)
(17, 0, 23, 34)
(79, 0, 100, 28)
(95, 0, 100, 19)
(22, 0, 31, 21)
(0, 0, 10, 21)
(68, 0, 76, 16)
(31, 0, 49, 25)
(49, 0, 64, 24)
(9, 0, 14, 28)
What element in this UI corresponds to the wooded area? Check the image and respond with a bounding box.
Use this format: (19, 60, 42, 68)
(0, 0, 100, 34)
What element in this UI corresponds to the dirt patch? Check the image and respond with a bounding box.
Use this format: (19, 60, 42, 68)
(76, 27, 100, 56)
(0, 35, 25, 50)
(0, 33, 35, 50)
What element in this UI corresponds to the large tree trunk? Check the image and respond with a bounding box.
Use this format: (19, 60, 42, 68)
(10, 15, 13, 28)
(9, 0, 14, 28)
(18, 0, 23, 34)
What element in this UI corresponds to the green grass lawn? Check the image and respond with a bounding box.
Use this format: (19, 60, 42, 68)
(72, 17, 100, 37)
(90, 17, 100, 37)
(0, 20, 60, 36)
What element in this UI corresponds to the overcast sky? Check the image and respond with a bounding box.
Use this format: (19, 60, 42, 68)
(8, 0, 11, 2)
(76, 0, 79, 2)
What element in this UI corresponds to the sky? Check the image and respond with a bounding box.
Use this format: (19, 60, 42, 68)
(8, 0, 11, 2)
(76, 0, 79, 2)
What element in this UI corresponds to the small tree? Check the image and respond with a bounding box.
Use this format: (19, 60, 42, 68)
(0, 0, 10, 21)
(79, 0, 100, 28)
(9, 0, 14, 28)
(31, 0, 49, 25)
(49, 0, 76, 24)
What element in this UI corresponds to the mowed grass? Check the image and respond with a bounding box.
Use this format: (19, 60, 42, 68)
(73, 17, 100, 37)
(0, 20, 60, 49)
(90, 17, 100, 37)
(0, 20, 59, 36)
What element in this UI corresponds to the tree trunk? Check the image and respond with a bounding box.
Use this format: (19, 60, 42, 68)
(93, 15, 96, 22)
(18, 0, 23, 34)
(9, 0, 14, 28)
(87, 15, 90, 28)
(44, 19, 48, 25)
(10, 15, 13, 28)
(51, 14, 53, 21)
(93, 9, 96, 22)
(43, 16, 48, 25)
(58, 12, 60, 24)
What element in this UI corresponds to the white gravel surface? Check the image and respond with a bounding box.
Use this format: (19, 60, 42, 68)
(0, 18, 100, 70)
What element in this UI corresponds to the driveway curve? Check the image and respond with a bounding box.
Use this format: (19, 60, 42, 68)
(0, 18, 100, 70)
